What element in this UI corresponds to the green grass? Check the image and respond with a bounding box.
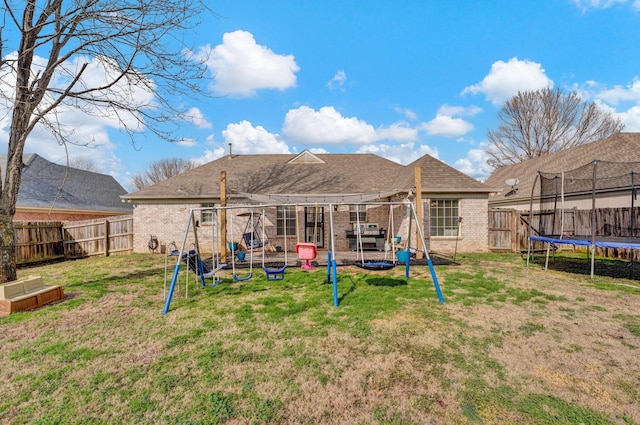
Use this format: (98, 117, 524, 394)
(0, 253, 638, 424)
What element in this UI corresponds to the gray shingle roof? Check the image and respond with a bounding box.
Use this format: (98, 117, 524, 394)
(486, 133, 640, 206)
(124, 151, 492, 202)
(1, 154, 132, 213)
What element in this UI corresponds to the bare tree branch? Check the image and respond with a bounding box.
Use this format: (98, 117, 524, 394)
(132, 157, 198, 190)
(485, 88, 625, 168)
(0, 0, 213, 282)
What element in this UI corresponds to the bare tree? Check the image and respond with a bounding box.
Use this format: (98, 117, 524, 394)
(70, 156, 98, 172)
(132, 158, 198, 190)
(0, 0, 211, 282)
(486, 88, 624, 168)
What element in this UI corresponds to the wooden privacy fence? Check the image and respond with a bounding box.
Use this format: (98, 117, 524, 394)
(14, 215, 133, 265)
(489, 207, 640, 260)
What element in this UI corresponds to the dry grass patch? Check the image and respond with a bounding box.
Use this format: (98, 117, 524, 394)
(0, 253, 638, 424)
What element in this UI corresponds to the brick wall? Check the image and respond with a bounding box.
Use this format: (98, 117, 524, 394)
(425, 195, 489, 254)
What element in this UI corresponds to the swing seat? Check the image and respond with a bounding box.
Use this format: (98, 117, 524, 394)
(355, 261, 396, 271)
(296, 243, 317, 260)
(296, 242, 317, 270)
(233, 272, 253, 282)
(263, 265, 287, 281)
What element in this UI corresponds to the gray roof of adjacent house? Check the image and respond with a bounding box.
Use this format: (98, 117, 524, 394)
(1, 154, 132, 213)
(486, 133, 640, 206)
(123, 151, 492, 203)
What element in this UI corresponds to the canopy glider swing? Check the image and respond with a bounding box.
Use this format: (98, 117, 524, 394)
(295, 204, 318, 270)
(238, 211, 264, 249)
(354, 204, 396, 271)
(261, 207, 287, 281)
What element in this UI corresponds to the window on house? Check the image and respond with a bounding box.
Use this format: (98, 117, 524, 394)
(430, 199, 460, 237)
(349, 205, 367, 222)
(201, 203, 215, 224)
(277, 206, 297, 236)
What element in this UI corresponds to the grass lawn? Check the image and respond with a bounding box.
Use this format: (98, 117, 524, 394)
(1, 252, 639, 424)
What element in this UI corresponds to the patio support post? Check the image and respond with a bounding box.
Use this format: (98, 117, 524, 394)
(415, 167, 424, 260)
(220, 171, 227, 264)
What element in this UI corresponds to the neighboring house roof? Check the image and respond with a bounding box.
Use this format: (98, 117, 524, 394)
(486, 132, 640, 206)
(123, 151, 493, 203)
(0, 154, 132, 214)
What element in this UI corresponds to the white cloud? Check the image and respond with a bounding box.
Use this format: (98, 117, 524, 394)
(283, 106, 424, 146)
(573, 0, 640, 10)
(283, 106, 378, 145)
(179, 107, 212, 129)
(177, 138, 198, 147)
(454, 148, 493, 181)
(357, 142, 439, 165)
(197, 30, 300, 97)
(309, 147, 329, 154)
(394, 106, 418, 121)
(327, 70, 347, 92)
(192, 148, 227, 165)
(376, 122, 419, 142)
(419, 104, 480, 138)
(436, 104, 483, 117)
(616, 105, 640, 131)
(222, 120, 290, 154)
(421, 115, 474, 138)
(462, 57, 553, 105)
(595, 78, 640, 105)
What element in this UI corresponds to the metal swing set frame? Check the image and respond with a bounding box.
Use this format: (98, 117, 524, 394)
(162, 201, 444, 315)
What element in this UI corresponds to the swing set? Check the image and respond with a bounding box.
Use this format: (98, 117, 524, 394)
(163, 201, 444, 315)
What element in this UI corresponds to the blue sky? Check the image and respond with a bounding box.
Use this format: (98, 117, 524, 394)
(4, 0, 640, 190)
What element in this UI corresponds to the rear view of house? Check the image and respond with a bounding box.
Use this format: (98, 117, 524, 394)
(123, 150, 493, 256)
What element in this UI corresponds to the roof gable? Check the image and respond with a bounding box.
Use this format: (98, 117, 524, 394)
(287, 150, 325, 164)
(395, 154, 491, 193)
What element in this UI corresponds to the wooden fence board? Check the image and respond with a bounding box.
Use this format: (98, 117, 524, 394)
(14, 215, 132, 265)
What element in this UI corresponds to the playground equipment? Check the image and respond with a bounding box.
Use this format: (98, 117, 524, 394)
(230, 210, 254, 281)
(163, 208, 227, 314)
(354, 204, 396, 271)
(526, 159, 640, 277)
(163, 201, 445, 314)
(295, 204, 318, 270)
(261, 207, 288, 280)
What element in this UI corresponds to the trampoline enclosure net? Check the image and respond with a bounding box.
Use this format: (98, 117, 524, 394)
(536, 160, 640, 238)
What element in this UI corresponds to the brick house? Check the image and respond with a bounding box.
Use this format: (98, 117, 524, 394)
(122, 150, 493, 255)
(4, 154, 132, 222)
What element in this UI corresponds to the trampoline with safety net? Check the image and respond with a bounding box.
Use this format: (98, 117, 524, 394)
(526, 159, 640, 277)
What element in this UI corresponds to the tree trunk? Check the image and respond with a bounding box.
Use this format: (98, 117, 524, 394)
(0, 214, 17, 283)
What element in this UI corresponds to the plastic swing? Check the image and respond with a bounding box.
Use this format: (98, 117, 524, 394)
(295, 205, 318, 270)
(262, 207, 287, 281)
(230, 210, 253, 281)
(354, 204, 396, 271)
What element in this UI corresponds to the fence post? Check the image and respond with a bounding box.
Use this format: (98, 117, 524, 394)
(104, 219, 110, 256)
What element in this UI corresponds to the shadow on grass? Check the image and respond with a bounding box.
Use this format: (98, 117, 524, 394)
(338, 276, 358, 304)
(531, 255, 640, 281)
(366, 277, 408, 287)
